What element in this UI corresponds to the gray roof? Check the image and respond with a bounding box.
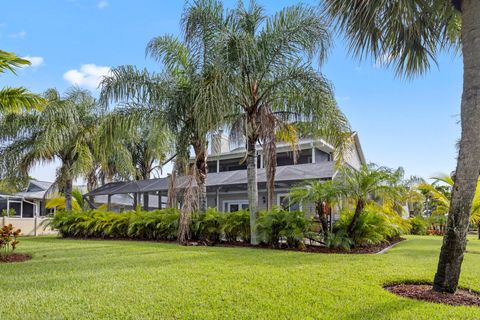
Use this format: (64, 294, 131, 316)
(86, 162, 335, 196)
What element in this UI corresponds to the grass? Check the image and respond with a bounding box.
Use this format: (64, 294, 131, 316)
(1, 236, 480, 319)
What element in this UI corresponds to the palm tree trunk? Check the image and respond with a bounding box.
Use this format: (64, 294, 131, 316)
(65, 179, 73, 211)
(347, 198, 365, 238)
(247, 135, 259, 244)
(316, 202, 329, 237)
(193, 141, 208, 212)
(433, 0, 480, 293)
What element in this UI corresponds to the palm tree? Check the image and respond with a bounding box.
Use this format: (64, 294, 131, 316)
(419, 175, 480, 238)
(184, 0, 351, 244)
(0, 50, 45, 113)
(335, 164, 403, 238)
(99, 114, 172, 209)
(322, 0, 476, 293)
(100, 31, 226, 214)
(289, 180, 340, 237)
(0, 87, 102, 210)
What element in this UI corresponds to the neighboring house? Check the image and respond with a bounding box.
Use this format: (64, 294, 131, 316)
(85, 133, 366, 217)
(0, 180, 53, 218)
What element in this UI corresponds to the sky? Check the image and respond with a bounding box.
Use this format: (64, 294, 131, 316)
(1, 0, 462, 182)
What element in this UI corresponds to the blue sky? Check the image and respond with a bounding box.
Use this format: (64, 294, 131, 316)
(2, 0, 462, 182)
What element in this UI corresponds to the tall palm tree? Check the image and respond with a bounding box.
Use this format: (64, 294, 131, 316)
(100, 35, 226, 214)
(184, 0, 351, 244)
(0, 87, 102, 210)
(322, 0, 476, 293)
(0, 50, 45, 113)
(335, 164, 403, 237)
(289, 180, 340, 237)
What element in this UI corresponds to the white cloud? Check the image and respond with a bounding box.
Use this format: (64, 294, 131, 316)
(97, 1, 108, 9)
(63, 64, 111, 90)
(9, 30, 26, 39)
(22, 56, 44, 68)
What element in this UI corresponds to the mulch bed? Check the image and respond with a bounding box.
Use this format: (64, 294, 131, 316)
(385, 283, 480, 307)
(0, 253, 32, 263)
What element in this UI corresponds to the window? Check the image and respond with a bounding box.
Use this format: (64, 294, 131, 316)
(223, 201, 249, 212)
(277, 194, 301, 212)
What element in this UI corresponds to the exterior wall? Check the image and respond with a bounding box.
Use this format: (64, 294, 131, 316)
(2, 217, 57, 236)
(345, 145, 362, 170)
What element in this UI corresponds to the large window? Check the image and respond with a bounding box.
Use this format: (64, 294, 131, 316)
(223, 201, 249, 212)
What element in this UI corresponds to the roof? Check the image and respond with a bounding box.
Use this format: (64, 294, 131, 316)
(13, 180, 54, 200)
(86, 162, 336, 196)
(28, 180, 53, 191)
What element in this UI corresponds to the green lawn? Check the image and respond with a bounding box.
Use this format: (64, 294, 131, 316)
(2, 236, 480, 319)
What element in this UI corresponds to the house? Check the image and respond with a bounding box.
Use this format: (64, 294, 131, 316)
(0, 180, 53, 218)
(85, 133, 366, 217)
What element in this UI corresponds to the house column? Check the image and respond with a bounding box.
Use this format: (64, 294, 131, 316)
(216, 188, 220, 211)
(216, 159, 220, 173)
(158, 191, 162, 209)
(107, 195, 112, 211)
(311, 147, 316, 164)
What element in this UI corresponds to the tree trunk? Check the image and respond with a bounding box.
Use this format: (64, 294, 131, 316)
(247, 135, 259, 244)
(316, 201, 329, 237)
(347, 198, 365, 237)
(193, 141, 208, 212)
(433, 0, 480, 293)
(65, 179, 73, 211)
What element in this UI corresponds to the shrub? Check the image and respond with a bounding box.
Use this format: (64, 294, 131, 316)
(324, 231, 353, 251)
(335, 205, 410, 246)
(409, 216, 428, 235)
(0, 224, 21, 258)
(45, 209, 180, 240)
(223, 209, 250, 242)
(256, 206, 311, 248)
(190, 208, 224, 242)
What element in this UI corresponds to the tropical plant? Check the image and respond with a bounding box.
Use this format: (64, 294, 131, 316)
(44, 209, 180, 240)
(289, 180, 340, 237)
(409, 216, 428, 235)
(324, 230, 353, 251)
(418, 175, 480, 238)
(256, 206, 311, 248)
(335, 204, 410, 246)
(45, 189, 85, 211)
(322, 0, 476, 293)
(183, 0, 351, 244)
(334, 164, 404, 238)
(0, 50, 45, 113)
(190, 208, 224, 242)
(0, 224, 21, 259)
(0, 88, 104, 211)
(223, 209, 250, 242)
